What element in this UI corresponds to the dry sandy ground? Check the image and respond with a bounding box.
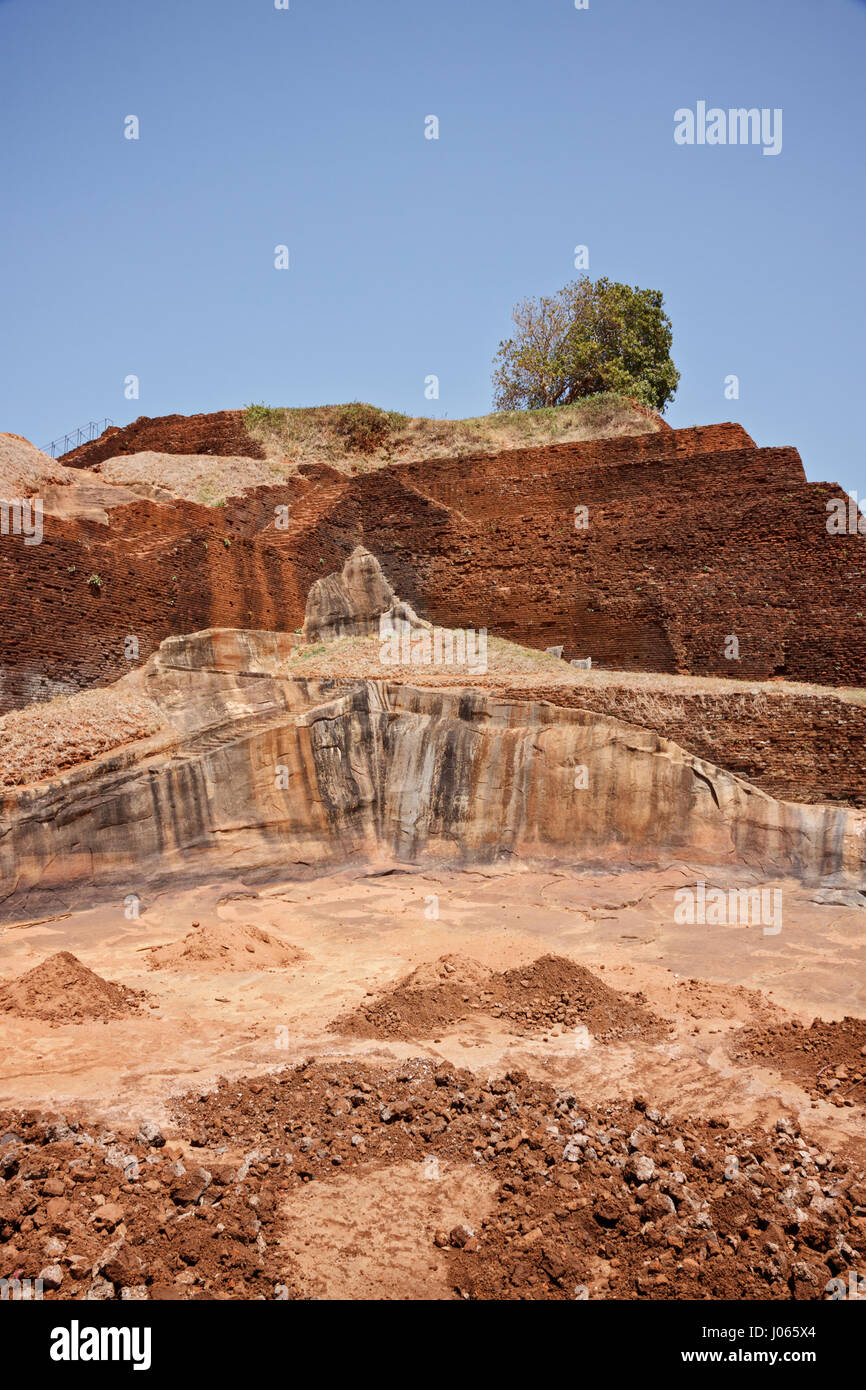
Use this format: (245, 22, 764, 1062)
(285, 633, 866, 707)
(2, 862, 865, 1299)
(279, 1159, 497, 1300)
(0, 683, 164, 787)
(1, 862, 864, 1149)
(96, 451, 289, 505)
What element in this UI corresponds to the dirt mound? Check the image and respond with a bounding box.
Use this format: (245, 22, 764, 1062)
(2, 1057, 864, 1301)
(332, 952, 662, 1042)
(733, 1016, 866, 1107)
(495, 954, 660, 1038)
(145, 921, 306, 973)
(401, 954, 494, 992)
(59, 410, 265, 469)
(167, 1058, 866, 1302)
(0, 952, 145, 1023)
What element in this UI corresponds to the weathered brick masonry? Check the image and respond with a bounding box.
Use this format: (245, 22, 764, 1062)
(1, 417, 864, 716)
(60, 409, 265, 468)
(490, 683, 866, 808)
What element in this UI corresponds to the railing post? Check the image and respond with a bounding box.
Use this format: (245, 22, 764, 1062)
(44, 417, 115, 459)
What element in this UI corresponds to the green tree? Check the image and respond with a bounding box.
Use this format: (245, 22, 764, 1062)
(491, 276, 680, 412)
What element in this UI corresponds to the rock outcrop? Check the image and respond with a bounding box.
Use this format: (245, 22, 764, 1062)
(0, 433, 70, 497)
(303, 546, 425, 642)
(0, 628, 861, 908)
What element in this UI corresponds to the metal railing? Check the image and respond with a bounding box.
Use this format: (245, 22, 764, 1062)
(44, 418, 114, 459)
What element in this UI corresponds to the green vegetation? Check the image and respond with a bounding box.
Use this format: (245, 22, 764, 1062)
(196, 482, 224, 508)
(492, 276, 679, 413)
(243, 403, 285, 431)
(242, 392, 661, 476)
(332, 403, 409, 453)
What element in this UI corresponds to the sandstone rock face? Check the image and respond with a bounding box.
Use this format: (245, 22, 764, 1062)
(303, 546, 424, 642)
(0, 629, 861, 904)
(0, 433, 70, 497)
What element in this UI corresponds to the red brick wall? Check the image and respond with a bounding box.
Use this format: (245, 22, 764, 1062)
(2, 421, 864, 713)
(59, 410, 264, 469)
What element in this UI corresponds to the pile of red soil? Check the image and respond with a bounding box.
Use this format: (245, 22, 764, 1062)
(59, 411, 264, 469)
(332, 952, 663, 1042)
(0, 952, 146, 1024)
(733, 1016, 866, 1107)
(0, 1108, 285, 1301)
(3, 1059, 863, 1301)
(144, 922, 306, 973)
(170, 1059, 866, 1302)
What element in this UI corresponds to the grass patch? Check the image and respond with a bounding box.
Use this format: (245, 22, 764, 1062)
(243, 403, 286, 431)
(242, 393, 662, 476)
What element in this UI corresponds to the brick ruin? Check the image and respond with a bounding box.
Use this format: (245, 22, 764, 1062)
(58, 409, 265, 469)
(2, 414, 865, 746)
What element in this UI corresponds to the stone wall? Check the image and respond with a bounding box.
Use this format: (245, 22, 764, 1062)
(2, 419, 864, 715)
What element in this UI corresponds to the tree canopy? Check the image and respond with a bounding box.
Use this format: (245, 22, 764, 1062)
(491, 276, 680, 413)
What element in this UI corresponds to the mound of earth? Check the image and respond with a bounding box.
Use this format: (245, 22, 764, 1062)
(332, 952, 663, 1042)
(733, 1016, 866, 1107)
(169, 1058, 866, 1302)
(145, 921, 306, 972)
(2, 1057, 864, 1300)
(0, 952, 145, 1023)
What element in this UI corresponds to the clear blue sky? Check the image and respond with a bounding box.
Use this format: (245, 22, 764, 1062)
(1, 0, 864, 497)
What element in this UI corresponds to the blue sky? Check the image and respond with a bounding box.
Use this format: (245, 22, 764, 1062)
(0, 0, 864, 497)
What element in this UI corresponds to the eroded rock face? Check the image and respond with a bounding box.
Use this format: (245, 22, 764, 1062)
(0, 629, 862, 903)
(0, 433, 71, 497)
(303, 546, 424, 642)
